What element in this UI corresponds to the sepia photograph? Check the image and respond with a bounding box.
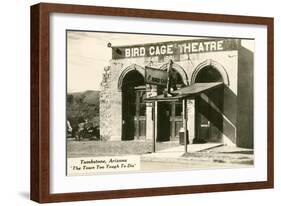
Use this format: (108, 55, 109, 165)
(66, 31, 254, 176)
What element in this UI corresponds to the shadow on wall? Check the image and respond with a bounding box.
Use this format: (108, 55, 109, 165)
(198, 84, 237, 144)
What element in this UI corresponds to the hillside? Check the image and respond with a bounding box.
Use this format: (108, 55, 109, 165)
(66, 90, 100, 127)
(68, 90, 100, 105)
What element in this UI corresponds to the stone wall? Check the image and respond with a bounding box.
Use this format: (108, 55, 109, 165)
(99, 66, 112, 141)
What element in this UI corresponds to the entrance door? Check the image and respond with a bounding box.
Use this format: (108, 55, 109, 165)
(157, 102, 171, 142)
(134, 88, 146, 139)
(194, 66, 224, 143)
(170, 102, 183, 140)
(122, 87, 135, 140)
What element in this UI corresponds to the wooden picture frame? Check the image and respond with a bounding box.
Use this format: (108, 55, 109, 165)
(31, 2, 274, 203)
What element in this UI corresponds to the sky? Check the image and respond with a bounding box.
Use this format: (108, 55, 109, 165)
(67, 31, 254, 93)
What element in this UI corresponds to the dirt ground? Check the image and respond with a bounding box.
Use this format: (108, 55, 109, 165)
(67, 140, 179, 157)
(140, 145, 254, 171)
(140, 159, 250, 172)
(182, 146, 254, 165)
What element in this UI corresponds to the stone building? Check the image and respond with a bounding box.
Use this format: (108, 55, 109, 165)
(100, 38, 254, 148)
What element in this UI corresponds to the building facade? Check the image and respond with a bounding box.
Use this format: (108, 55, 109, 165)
(100, 38, 254, 148)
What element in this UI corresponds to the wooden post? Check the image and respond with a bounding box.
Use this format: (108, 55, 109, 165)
(182, 99, 188, 154)
(135, 91, 140, 140)
(152, 102, 156, 153)
(154, 101, 158, 152)
(171, 102, 176, 140)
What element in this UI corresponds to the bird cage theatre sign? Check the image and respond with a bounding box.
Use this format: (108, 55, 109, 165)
(100, 37, 254, 149)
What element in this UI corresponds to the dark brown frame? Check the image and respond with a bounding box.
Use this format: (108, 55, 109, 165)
(31, 2, 274, 203)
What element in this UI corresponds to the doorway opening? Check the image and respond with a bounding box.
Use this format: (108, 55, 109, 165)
(157, 72, 186, 142)
(194, 65, 224, 143)
(121, 70, 146, 140)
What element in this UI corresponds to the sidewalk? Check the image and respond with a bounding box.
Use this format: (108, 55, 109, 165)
(141, 143, 254, 165)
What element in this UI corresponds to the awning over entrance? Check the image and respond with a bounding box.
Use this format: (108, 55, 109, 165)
(144, 82, 223, 155)
(145, 82, 223, 102)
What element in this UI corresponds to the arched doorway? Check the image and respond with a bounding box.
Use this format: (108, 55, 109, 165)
(194, 65, 224, 143)
(121, 70, 146, 140)
(157, 70, 187, 142)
